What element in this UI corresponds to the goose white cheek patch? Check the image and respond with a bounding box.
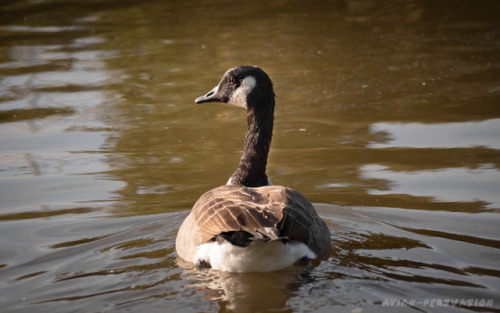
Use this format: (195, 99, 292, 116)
(229, 76, 256, 108)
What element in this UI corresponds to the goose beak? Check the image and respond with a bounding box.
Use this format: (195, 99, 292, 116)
(195, 85, 221, 103)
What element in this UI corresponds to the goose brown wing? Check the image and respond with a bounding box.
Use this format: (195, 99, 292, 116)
(278, 188, 331, 256)
(176, 185, 330, 261)
(191, 185, 284, 246)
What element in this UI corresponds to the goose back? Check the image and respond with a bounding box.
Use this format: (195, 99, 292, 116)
(176, 185, 331, 264)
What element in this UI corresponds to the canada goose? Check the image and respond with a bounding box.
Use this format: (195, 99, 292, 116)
(176, 65, 330, 272)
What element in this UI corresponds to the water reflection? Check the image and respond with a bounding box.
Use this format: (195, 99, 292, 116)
(362, 164, 500, 210)
(181, 266, 298, 313)
(370, 119, 500, 149)
(0, 13, 120, 214)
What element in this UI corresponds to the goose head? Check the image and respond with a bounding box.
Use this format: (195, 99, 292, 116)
(194, 65, 275, 187)
(195, 65, 275, 111)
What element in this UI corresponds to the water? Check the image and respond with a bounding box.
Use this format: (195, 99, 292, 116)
(1, 0, 499, 312)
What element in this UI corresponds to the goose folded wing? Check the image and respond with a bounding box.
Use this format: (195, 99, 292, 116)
(191, 186, 330, 256)
(192, 186, 284, 246)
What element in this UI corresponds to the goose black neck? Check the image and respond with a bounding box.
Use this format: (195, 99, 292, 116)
(229, 96, 275, 187)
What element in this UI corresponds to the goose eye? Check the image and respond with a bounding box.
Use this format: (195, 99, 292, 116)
(230, 78, 237, 85)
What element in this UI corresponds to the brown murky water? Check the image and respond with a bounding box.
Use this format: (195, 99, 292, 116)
(1, 0, 499, 312)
